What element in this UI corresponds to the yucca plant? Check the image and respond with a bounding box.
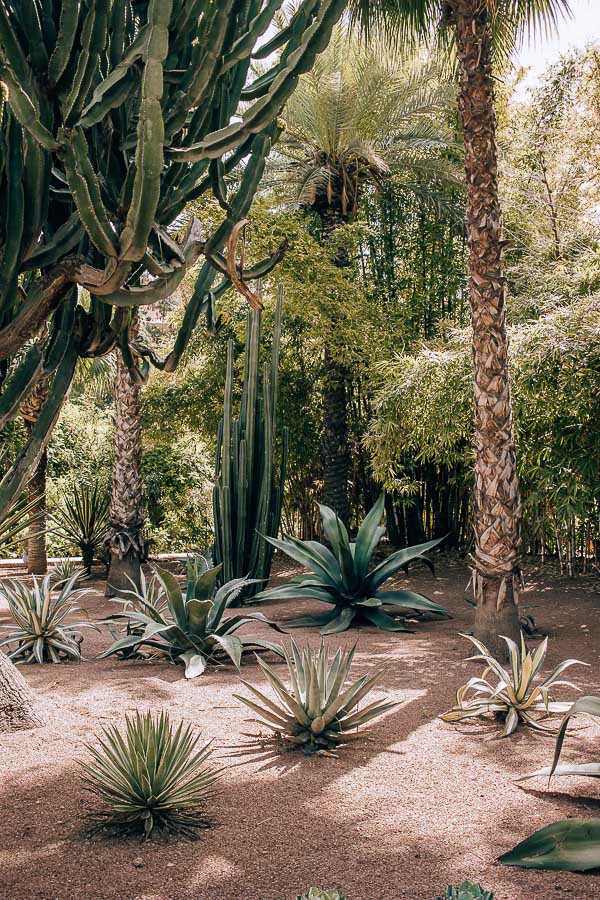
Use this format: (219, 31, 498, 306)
(50, 558, 81, 586)
(51, 482, 110, 575)
(298, 890, 345, 900)
(0, 573, 95, 663)
(441, 634, 586, 737)
(521, 695, 600, 783)
(102, 559, 284, 678)
(81, 710, 222, 839)
(254, 494, 447, 634)
(235, 639, 397, 754)
(438, 883, 494, 900)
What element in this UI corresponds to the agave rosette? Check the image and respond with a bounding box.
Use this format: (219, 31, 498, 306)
(235, 639, 397, 753)
(102, 559, 284, 678)
(81, 710, 222, 839)
(441, 633, 586, 737)
(254, 494, 447, 634)
(0, 572, 95, 663)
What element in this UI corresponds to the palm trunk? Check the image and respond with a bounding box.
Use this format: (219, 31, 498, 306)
(318, 205, 351, 527)
(21, 381, 49, 575)
(451, 0, 522, 653)
(105, 340, 145, 597)
(0, 650, 45, 732)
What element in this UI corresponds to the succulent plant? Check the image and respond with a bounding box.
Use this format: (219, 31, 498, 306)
(51, 482, 110, 575)
(520, 695, 600, 783)
(102, 558, 284, 678)
(0, 572, 95, 663)
(50, 558, 81, 586)
(298, 890, 345, 900)
(441, 634, 586, 736)
(439, 882, 494, 900)
(213, 285, 288, 604)
(235, 639, 397, 754)
(80, 710, 222, 839)
(254, 494, 448, 633)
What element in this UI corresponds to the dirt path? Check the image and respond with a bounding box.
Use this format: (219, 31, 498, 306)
(1, 559, 599, 900)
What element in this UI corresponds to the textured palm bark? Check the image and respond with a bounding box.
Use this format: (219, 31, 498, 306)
(21, 380, 49, 575)
(451, 0, 522, 652)
(0, 650, 45, 732)
(105, 340, 145, 597)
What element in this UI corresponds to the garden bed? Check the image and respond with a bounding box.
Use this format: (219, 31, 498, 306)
(1, 559, 599, 899)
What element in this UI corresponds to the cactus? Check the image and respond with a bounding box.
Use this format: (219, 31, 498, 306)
(438, 883, 495, 900)
(297, 891, 345, 900)
(213, 284, 288, 603)
(0, 0, 346, 518)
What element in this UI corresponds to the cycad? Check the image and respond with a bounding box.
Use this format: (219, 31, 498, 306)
(255, 494, 447, 634)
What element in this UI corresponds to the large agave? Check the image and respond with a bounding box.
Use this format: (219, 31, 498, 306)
(102, 559, 284, 678)
(0, 573, 95, 663)
(235, 639, 397, 754)
(81, 710, 222, 839)
(441, 634, 586, 737)
(254, 494, 447, 634)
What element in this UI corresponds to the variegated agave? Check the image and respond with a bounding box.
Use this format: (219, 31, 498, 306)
(102, 559, 284, 678)
(0, 573, 95, 663)
(441, 633, 586, 737)
(254, 494, 447, 634)
(235, 639, 397, 754)
(81, 710, 222, 839)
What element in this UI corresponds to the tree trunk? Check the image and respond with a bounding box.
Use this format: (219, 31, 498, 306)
(452, 0, 522, 654)
(0, 650, 45, 732)
(21, 381, 49, 575)
(105, 336, 145, 597)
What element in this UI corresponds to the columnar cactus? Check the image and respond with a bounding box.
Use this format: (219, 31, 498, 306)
(213, 285, 288, 603)
(0, 0, 346, 517)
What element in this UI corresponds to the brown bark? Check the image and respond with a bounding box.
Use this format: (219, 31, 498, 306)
(21, 380, 50, 575)
(0, 650, 45, 732)
(451, 0, 522, 653)
(105, 333, 145, 597)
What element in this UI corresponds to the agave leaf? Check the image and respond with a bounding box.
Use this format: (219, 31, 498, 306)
(254, 584, 337, 604)
(375, 589, 448, 615)
(498, 819, 600, 872)
(320, 606, 356, 635)
(179, 651, 207, 679)
(153, 565, 188, 631)
(212, 633, 243, 668)
(367, 535, 445, 591)
(353, 493, 385, 581)
(186, 599, 212, 636)
(360, 607, 412, 631)
(263, 535, 339, 587)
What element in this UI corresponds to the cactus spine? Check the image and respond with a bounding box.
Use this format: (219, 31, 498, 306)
(213, 285, 288, 603)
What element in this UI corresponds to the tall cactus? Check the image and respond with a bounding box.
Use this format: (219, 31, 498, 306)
(0, 0, 347, 519)
(213, 285, 288, 603)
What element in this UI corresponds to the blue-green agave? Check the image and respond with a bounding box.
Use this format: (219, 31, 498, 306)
(254, 495, 448, 634)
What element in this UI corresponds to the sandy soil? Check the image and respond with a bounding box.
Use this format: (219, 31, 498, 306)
(1, 557, 599, 900)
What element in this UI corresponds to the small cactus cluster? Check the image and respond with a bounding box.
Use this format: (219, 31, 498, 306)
(0, 0, 347, 516)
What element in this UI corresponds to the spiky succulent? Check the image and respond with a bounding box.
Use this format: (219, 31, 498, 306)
(439, 883, 494, 900)
(298, 890, 345, 900)
(80, 710, 222, 839)
(50, 558, 81, 585)
(235, 639, 397, 754)
(0, 573, 95, 663)
(102, 558, 284, 678)
(520, 695, 600, 783)
(254, 494, 447, 634)
(441, 634, 586, 737)
(51, 482, 110, 575)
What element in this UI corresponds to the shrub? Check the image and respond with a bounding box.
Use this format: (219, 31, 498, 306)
(441, 634, 586, 737)
(81, 711, 221, 839)
(0, 573, 95, 663)
(255, 494, 447, 634)
(235, 639, 396, 755)
(102, 558, 284, 678)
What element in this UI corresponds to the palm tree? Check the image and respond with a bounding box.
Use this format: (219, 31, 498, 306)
(275, 23, 458, 526)
(105, 323, 145, 597)
(20, 378, 49, 575)
(352, 0, 571, 653)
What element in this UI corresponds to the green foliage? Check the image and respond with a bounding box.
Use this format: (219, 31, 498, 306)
(255, 494, 447, 634)
(80, 710, 222, 840)
(441, 634, 586, 737)
(51, 481, 110, 574)
(235, 639, 396, 754)
(50, 558, 80, 586)
(213, 290, 288, 601)
(0, 493, 41, 555)
(298, 890, 345, 900)
(0, 572, 95, 663)
(439, 883, 494, 900)
(521, 695, 600, 782)
(498, 819, 600, 872)
(102, 558, 284, 679)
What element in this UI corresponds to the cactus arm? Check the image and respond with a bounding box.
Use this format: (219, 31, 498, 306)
(61, 126, 119, 258)
(119, 0, 171, 262)
(21, 133, 51, 260)
(0, 346, 43, 430)
(252, 0, 320, 59)
(42, 288, 78, 373)
(222, 0, 285, 73)
(20, 212, 84, 272)
(62, 1, 110, 126)
(0, 1, 38, 94)
(47, 0, 81, 86)
(0, 117, 24, 313)
(0, 65, 59, 150)
(20, 0, 49, 73)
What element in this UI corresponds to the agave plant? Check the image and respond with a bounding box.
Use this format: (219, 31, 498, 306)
(51, 482, 110, 575)
(498, 819, 600, 872)
(441, 634, 586, 737)
(102, 559, 284, 678)
(521, 695, 600, 783)
(438, 883, 494, 900)
(81, 710, 222, 839)
(0, 573, 95, 663)
(0, 493, 41, 554)
(254, 494, 447, 634)
(50, 558, 81, 586)
(235, 639, 397, 754)
(298, 890, 345, 900)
